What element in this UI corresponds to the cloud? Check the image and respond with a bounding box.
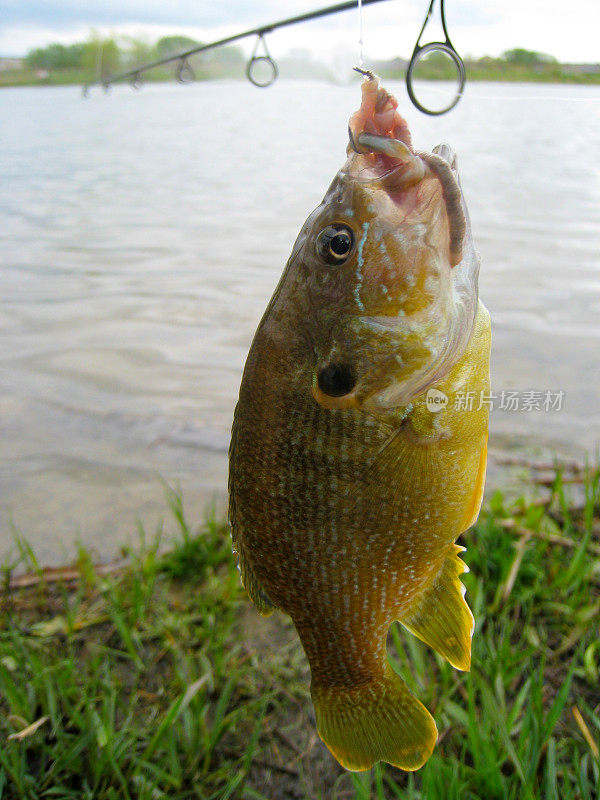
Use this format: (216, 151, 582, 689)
(0, 0, 598, 62)
(0, 0, 326, 28)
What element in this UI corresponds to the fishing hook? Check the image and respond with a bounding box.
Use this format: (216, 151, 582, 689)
(353, 66, 375, 80)
(246, 33, 278, 88)
(406, 0, 465, 115)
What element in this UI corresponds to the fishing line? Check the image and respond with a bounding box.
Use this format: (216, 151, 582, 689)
(358, 0, 364, 68)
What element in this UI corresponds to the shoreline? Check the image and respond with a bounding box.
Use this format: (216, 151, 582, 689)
(2, 72, 600, 90)
(2, 454, 594, 579)
(2, 443, 596, 572)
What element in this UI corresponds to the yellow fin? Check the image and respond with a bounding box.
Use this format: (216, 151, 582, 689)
(311, 664, 437, 772)
(460, 433, 488, 533)
(399, 544, 473, 671)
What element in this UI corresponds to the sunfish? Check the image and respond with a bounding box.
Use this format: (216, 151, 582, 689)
(228, 74, 491, 771)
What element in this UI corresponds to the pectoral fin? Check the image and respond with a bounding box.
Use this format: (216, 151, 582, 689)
(399, 544, 473, 671)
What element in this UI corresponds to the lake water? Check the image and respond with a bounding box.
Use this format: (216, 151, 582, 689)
(1, 80, 600, 564)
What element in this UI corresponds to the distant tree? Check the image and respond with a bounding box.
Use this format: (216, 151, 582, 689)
(155, 36, 200, 58)
(82, 33, 120, 78)
(26, 43, 86, 70)
(412, 50, 458, 79)
(118, 36, 155, 68)
(502, 48, 557, 65)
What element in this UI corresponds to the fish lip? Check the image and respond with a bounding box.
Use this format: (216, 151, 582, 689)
(345, 134, 427, 192)
(355, 133, 414, 162)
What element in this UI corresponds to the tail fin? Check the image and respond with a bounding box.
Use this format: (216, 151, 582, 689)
(311, 664, 437, 772)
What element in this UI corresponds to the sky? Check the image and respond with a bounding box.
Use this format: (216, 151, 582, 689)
(0, 0, 597, 64)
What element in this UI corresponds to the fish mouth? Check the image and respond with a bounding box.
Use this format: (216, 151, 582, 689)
(351, 132, 461, 196)
(347, 106, 464, 271)
(346, 72, 419, 187)
(310, 74, 478, 415)
(351, 132, 426, 187)
(352, 132, 413, 161)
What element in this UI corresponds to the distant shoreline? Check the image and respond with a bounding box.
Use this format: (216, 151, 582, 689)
(4, 41, 599, 89)
(2, 71, 600, 90)
(383, 71, 600, 85)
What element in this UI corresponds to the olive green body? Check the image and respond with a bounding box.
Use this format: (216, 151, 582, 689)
(229, 300, 490, 687)
(229, 75, 490, 772)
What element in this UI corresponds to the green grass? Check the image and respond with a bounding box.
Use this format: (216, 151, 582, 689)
(0, 65, 233, 90)
(1, 467, 599, 799)
(381, 63, 600, 85)
(3, 61, 600, 90)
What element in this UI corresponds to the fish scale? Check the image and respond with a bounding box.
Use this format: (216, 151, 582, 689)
(229, 74, 490, 772)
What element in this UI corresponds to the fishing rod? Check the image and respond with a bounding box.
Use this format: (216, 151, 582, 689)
(83, 0, 465, 115)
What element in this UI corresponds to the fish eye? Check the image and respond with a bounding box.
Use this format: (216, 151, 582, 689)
(317, 363, 356, 397)
(316, 224, 354, 265)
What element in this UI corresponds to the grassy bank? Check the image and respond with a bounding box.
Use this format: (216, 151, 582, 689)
(4, 37, 600, 89)
(1, 469, 599, 799)
(381, 61, 600, 85)
(3, 69, 600, 90)
(3, 59, 600, 90)
(0, 66, 228, 90)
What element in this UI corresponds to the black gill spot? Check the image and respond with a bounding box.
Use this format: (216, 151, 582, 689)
(317, 363, 356, 398)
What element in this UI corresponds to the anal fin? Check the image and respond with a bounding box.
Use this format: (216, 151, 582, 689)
(399, 544, 473, 671)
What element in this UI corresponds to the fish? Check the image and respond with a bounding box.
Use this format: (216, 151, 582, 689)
(228, 73, 491, 772)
